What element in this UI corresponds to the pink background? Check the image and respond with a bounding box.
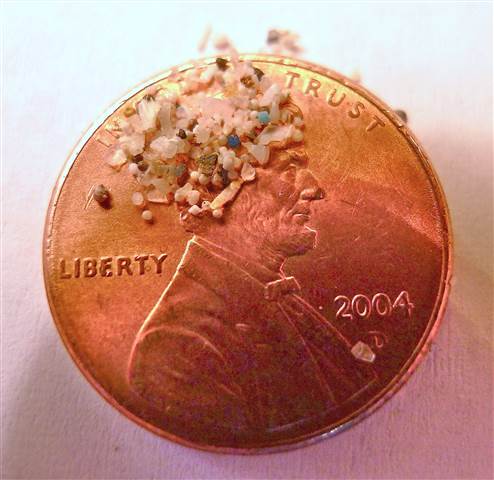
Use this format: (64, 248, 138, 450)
(2, 2, 493, 479)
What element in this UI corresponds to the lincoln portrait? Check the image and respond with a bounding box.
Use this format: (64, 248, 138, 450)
(127, 127, 377, 440)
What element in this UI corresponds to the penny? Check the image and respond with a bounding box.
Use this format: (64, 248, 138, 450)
(43, 55, 452, 453)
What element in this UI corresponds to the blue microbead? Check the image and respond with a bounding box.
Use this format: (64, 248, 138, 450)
(258, 111, 270, 124)
(227, 134, 241, 148)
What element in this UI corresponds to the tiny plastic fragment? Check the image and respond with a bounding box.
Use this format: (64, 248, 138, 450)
(351, 341, 376, 363)
(108, 149, 128, 169)
(197, 153, 218, 175)
(210, 180, 243, 210)
(256, 125, 292, 146)
(241, 162, 256, 182)
(131, 191, 145, 206)
(244, 142, 269, 165)
(147, 189, 169, 204)
(137, 96, 159, 131)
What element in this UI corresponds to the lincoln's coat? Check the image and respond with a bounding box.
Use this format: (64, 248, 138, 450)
(128, 236, 376, 437)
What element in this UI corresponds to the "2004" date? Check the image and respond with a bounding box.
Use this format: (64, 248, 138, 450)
(335, 291, 414, 321)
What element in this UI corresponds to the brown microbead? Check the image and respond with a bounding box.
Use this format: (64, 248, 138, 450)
(123, 106, 136, 117)
(132, 154, 144, 163)
(216, 57, 229, 71)
(253, 67, 264, 80)
(143, 94, 154, 101)
(241, 76, 255, 88)
(394, 109, 408, 123)
(177, 129, 187, 139)
(93, 184, 110, 205)
(137, 161, 148, 172)
(267, 30, 280, 44)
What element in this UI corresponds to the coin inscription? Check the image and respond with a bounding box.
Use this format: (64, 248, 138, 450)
(59, 254, 168, 278)
(334, 291, 415, 321)
(284, 71, 386, 131)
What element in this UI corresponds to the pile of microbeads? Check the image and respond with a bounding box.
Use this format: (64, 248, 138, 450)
(107, 53, 305, 222)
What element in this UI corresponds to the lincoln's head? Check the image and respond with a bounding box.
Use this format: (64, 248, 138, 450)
(180, 140, 325, 269)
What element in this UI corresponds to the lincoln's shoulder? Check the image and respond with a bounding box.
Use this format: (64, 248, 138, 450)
(138, 267, 221, 334)
(137, 242, 267, 336)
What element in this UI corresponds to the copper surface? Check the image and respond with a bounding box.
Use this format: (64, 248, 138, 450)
(43, 55, 452, 453)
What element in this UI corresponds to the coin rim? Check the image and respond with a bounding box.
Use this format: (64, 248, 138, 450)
(42, 54, 453, 454)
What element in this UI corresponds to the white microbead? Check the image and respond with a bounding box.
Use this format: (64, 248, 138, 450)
(212, 174, 223, 187)
(199, 173, 210, 185)
(249, 99, 259, 110)
(218, 135, 227, 146)
(222, 155, 234, 171)
(234, 156, 242, 169)
(142, 210, 153, 222)
(212, 208, 224, 219)
(188, 205, 202, 216)
(249, 110, 258, 120)
(131, 192, 145, 206)
(292, 129, 304, 142)
(186, 189, 200, 205)
(189, 170, 200, 183)
(201, 201, 211, 209)
(128, 162, 140, 175)
(293, 116, 304, 127)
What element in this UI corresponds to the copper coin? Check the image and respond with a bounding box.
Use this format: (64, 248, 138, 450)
(43, 55, 452, 453)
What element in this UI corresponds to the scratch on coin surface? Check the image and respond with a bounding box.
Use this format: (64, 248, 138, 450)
(84, 185, 96, 210)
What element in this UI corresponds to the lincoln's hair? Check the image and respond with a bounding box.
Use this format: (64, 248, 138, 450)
(179, 97, 306, 234)
(179, 143, 306, 236)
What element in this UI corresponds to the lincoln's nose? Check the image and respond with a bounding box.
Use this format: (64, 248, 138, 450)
(300, 171, 325, 201)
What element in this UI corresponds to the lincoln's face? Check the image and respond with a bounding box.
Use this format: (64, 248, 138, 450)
(241, 146, 325, 258)
(182, 144, 325, 262)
